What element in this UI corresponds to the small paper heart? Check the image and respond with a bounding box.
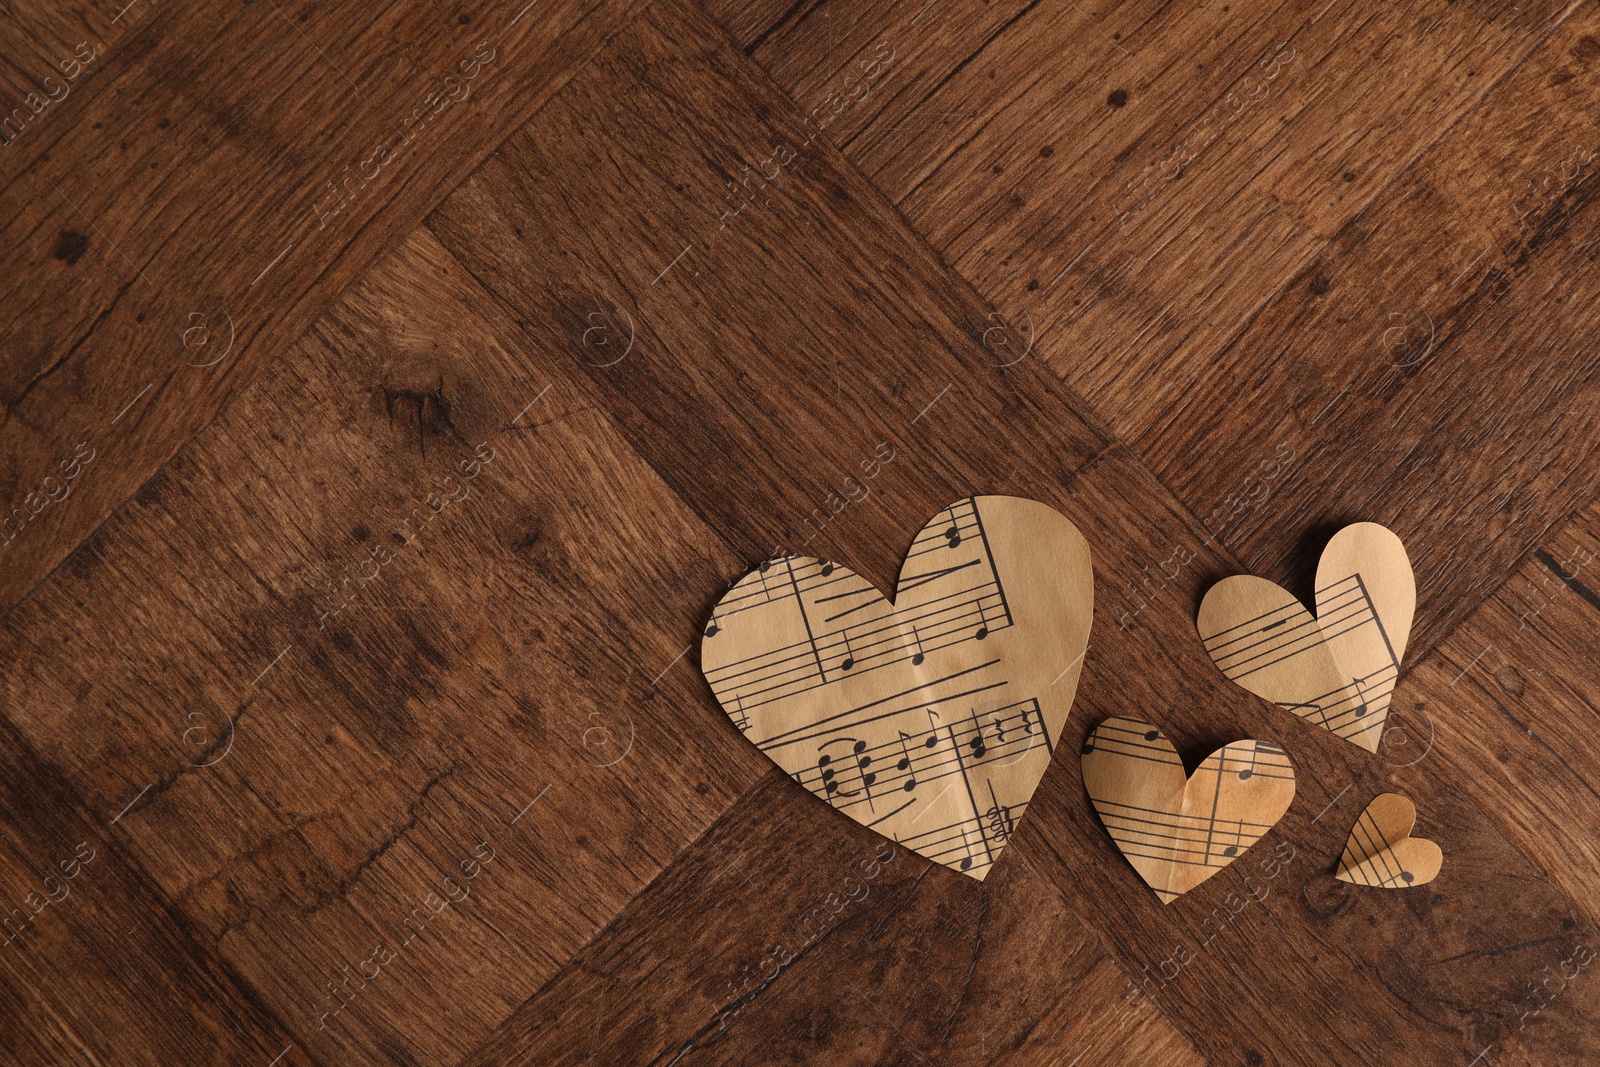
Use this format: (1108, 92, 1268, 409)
(1197, 522, 1415, 752)
(700, 496, 1093, 880)
(1336, 793, 1442, 888)
(1081, 717, 1296, 903)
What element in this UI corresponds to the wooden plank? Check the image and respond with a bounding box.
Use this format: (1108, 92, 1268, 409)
(698, 0, 1600, 653)
(1396, 511, 1600, 1064)
(1128, 3, 1600, 654)
(460, 769, 1204, 1066)
(987, 955, 1208, 1067)
(4, 0, 1597, 1057)
(0, 0, 637, 616)
(426, 0, 1600, 1060)
(0, 226, 772, 1065)
(700, 0, 1577, 415)
(0, 715, 301, 1066)
(1403, 503, 1600, 929)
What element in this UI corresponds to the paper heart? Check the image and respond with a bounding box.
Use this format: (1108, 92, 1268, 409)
(1197, 522, 1415, 752)
(1081, 717, 1296, 903)
(1336, 793, 1442, 888)
(700, 496, 1092, 880)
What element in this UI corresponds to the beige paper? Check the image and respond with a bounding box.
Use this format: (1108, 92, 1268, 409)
(1080, 717, 1296, 903)
(1336, 793, 1442, 888)
(1197, 522, 1415, 752)
(700, 496, 1093, 880)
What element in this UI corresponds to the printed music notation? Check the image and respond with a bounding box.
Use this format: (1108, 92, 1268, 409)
(703, 499, 1014, 717)
(1200, 572, 1400, 750)
(1335, 793, 1442, 889)
(798, 701, 1044, 817)
(1340, 805, 1417, 888)
(1081, 717, 1297, 902)
(700, 496, 1095, 880)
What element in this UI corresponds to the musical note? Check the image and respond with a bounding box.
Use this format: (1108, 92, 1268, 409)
(895, 732, 919, 791)
(840, 632, 856, 672)
(1236, 744, 1260, 781)
(984, 782, 1016, 842)
(854, 739, 877, 791)
(817, 737, 878, 802)
(957, 823, 977, 871)
(895, 728, 939, 792)
(967, 710, 988, 759)
(911, 626, 926, 666)
(1350, 670, 1384, 719)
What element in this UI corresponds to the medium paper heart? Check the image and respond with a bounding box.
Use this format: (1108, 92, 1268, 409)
(1081, 717, 1296, 903)
(1197, 522, 1415, 752)
(1336, 793, 1442, 888)
(700, 496, 1092, 880)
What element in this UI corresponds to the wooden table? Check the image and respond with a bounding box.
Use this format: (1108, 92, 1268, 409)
(1, 0, 1597, 1062)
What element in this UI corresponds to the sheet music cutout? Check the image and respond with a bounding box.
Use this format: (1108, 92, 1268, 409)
(1336, 793, 1442, 888)
(1081, 717, 1297, 902)
(1198, 523, 1415, 752)
(701, 496, 1093, 880)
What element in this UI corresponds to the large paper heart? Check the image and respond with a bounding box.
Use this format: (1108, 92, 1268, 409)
(700, 496, 1092, 880)
(1336, 793, 1442, 888)
(1081, 717, 1296, 902)
(1197, 522, 1415, 752)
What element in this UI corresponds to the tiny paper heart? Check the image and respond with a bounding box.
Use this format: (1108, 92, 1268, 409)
(1336, 793, 1442, 888)
(700, 496, 1092, 880)
(1197, 522, 1415, 752)
(1081, 717, 1296, 903)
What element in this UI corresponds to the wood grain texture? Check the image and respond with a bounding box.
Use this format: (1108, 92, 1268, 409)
(422, 1, 1600, 1060)
(459, 768, 1206, 1067)
(1131, 1, 1600, 656)
(1, 0, 1598, 1061)
(1403, 500, 1600, 927)
(708, 0, 1600, 656)
(0, 0, 636, 614)
(0, 224, 768, 1064)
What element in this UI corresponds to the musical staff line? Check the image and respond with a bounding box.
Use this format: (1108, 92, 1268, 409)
(757, 665, 1006, 751)
(1083, 719, 1298, 900)
(1202, 571, 1400, 746)
(805, 700, 1045, 816)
